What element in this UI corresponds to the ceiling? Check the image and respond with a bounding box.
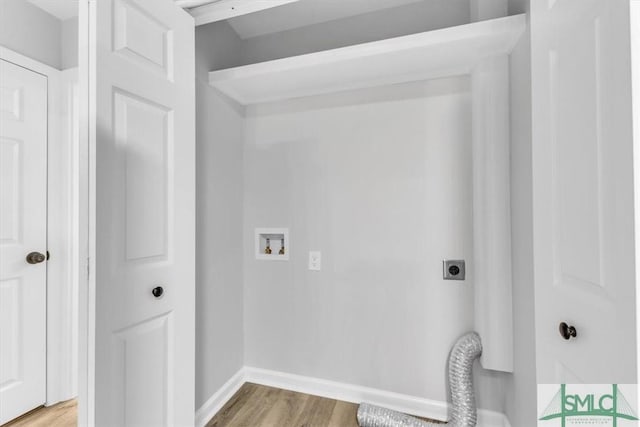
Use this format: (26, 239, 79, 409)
(226, 0, 425, 39)
(26, 0, 426, 36)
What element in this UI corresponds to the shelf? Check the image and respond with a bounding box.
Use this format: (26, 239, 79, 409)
(208, 14, 526, 105)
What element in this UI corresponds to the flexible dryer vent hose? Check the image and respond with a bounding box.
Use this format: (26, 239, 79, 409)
(357, 332, 483, 427)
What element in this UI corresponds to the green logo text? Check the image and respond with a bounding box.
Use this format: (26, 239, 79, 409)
(539, 384, 638, 426)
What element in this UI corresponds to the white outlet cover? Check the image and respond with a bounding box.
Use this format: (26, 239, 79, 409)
(308, 251, 321, 271)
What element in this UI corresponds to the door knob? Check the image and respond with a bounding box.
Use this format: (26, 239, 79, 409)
(26, 252, 46, 264)
(559, 322, 577, 340)
(151, 286, 164, 298)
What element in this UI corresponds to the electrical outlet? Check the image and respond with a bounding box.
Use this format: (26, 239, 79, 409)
(443, 259, 465, 280)
(309, 251, 321, 271)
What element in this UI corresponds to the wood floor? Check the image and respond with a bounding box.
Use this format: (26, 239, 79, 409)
(206, 383, 360, 427)
(2, 385, 441, 427)
(206, 383, 444, 427)
(2, 399, 76, 427)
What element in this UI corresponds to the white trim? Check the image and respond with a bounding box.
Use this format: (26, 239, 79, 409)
(208, 14, 525, 105)
(44, 59, 66, 407)
(174, 0, 223, 8)
(0, 45, 79, 407)
(194, 369, 245, 427)
(0, 46, 60, 76)
(244, 367, 449, 422)
(47, 68, 80, 405)
(195, 367, 511, 427)
(630, 0, 640, 415)
(77, 1, 95, 424)
(187, 0, 298, 26)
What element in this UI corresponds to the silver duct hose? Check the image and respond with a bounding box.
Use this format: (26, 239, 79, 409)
(357, 332, 482, 427)
(357, 403, 445, 427)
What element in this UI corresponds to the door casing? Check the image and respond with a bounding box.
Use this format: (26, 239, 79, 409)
(632, 0, 640, 393)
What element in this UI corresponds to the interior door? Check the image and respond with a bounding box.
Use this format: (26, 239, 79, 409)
(0, 59, 47, 424)
(84, 0, 195, 425)
(531, 0, 637, 383)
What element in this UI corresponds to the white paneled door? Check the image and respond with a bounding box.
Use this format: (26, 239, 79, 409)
(84, 0, 195, 425)
(0, 59, 47, 424)
(531, 0, 637, 383)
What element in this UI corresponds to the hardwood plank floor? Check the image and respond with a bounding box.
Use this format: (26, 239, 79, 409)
(206, 383, 444, 427)
(207, 383, 359, 427)
(2, 399, 76, 427)
(1, 384, 442, 427)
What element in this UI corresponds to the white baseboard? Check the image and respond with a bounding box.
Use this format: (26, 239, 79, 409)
(195, 369, 245, 427)
(196, 366, 512, 427)
(244, 367, 450, 421)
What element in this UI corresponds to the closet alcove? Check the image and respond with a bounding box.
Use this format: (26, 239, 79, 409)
(209, 14, 525, 373)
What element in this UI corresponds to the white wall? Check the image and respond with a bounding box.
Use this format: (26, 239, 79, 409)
(242, 77, 505, 413)
(0, 0, 62, 69)
(508, 0, 527, 15)
(237, 0, 470, 66)
(196, 2, 533, 419)
(61, 17, 78, 70)
(0, 1, 77, 71)
(194, 21, 246, 409)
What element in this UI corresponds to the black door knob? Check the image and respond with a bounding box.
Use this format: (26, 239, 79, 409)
(151, 286, 164, 298)
(559, 322, 577, 340)
(26, 252, 46, 264)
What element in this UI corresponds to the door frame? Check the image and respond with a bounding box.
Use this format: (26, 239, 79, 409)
(0, 46, 82, 408)
(77, 2, 94, 424)
(632, 0, 640, 393)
